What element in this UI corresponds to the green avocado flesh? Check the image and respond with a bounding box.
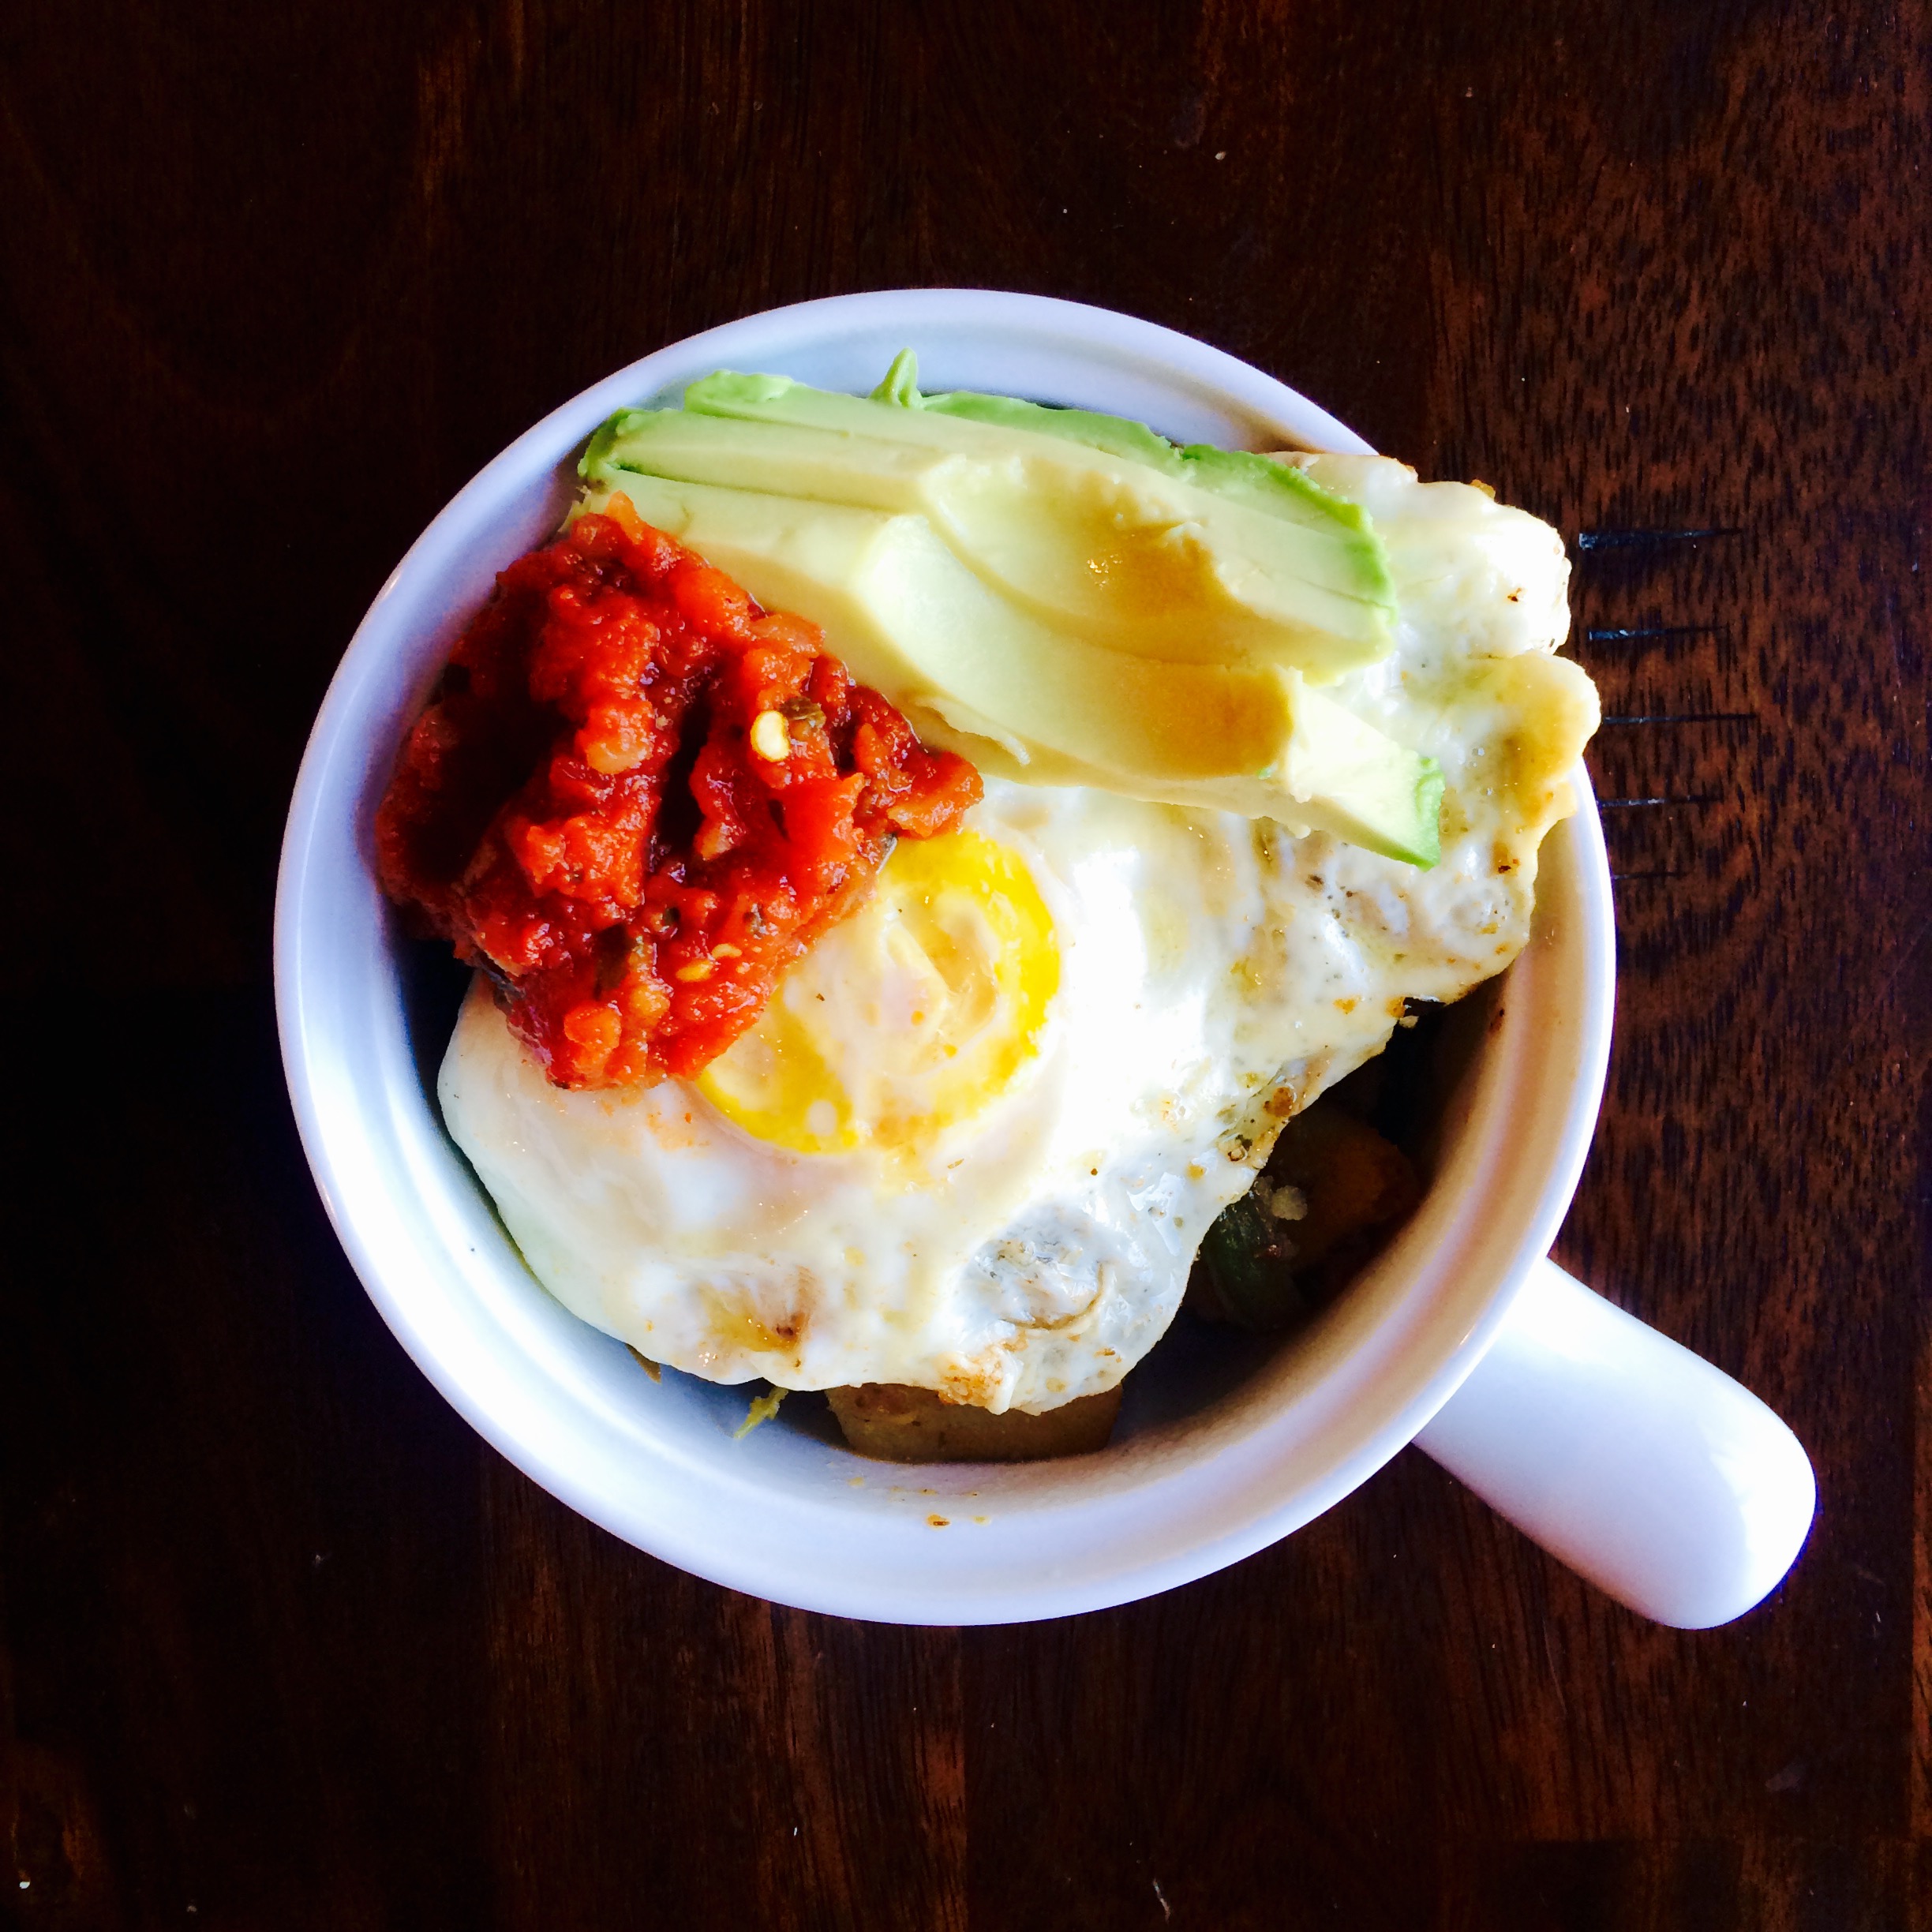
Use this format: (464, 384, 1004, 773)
(868, 349, 1387, 557)
(671, 370, 1395, 657)
(579, 356, 1441, 866)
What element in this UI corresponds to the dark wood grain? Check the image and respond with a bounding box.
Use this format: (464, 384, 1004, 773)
(2, 1, 1927, 1926)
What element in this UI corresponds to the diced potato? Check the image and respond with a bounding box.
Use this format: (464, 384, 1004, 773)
(826, 1383, 1123, 1462)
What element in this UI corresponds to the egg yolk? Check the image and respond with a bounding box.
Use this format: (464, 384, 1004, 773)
(695, 830, 1058, 1155)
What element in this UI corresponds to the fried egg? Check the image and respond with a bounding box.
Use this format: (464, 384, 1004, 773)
(438, 456, 1597, 1412)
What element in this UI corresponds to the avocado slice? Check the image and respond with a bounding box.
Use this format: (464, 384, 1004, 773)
(589, 406, 952, 516)
(593, 398, 1392, 677)
(574, 469, 1443, 865)
(690, 363, 1386, 547)
(920, 388, 1395, 595)
(898, 369, 1382, 556)
(865, 352, 1390, 583)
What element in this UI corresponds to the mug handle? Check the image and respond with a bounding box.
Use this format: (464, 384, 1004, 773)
(1413, 1256, 1815, 1628)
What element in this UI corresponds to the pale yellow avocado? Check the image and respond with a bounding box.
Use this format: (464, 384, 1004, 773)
(590, 405, 1393, 673)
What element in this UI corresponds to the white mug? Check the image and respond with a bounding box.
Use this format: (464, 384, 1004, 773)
(276, 290, 1813, 1627)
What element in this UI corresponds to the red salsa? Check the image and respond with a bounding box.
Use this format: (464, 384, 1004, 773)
(376, 492, 981, 1088)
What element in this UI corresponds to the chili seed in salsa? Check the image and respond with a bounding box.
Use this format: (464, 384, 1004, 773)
(376, 492, 982, 1088)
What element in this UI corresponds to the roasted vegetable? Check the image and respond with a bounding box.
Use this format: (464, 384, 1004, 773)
(1191, 1101, 1421, 1331)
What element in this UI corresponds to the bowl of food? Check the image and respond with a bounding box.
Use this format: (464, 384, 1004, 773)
(277, 289, 1812, 1626)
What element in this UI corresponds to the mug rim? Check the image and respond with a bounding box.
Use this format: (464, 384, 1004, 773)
(275, 289, 1615, 1623)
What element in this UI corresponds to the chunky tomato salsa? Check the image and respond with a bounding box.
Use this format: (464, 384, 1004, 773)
(376, 492, 981, 1088)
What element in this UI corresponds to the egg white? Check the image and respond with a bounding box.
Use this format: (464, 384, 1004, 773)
(438, 456, 1597, 1413)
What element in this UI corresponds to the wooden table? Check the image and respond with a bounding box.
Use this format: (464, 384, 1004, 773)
(3, 3, 1926, 1925)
